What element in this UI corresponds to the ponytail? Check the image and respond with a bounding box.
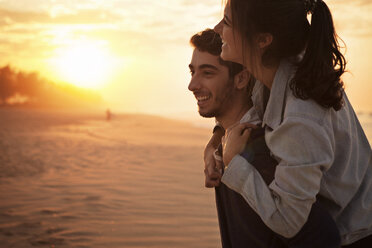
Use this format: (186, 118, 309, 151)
(290, 0, 346, 111)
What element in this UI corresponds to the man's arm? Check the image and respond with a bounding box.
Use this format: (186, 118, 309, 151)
(204, 124, 224, 187)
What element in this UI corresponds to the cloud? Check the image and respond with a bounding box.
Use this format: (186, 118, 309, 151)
(0, 0, 222, 40)
(330, 0, 372, 6)
(0, 0, 369, 58)
(0, 8, 121, 26)
(328, 0, 372, 37)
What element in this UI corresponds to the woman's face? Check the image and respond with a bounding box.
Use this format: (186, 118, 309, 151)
(214, 3, 244, 65)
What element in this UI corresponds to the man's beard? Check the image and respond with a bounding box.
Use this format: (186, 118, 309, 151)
(197, 78, 235, 118)
(198, 108, 218, 118)
(198, 88, 234, 118)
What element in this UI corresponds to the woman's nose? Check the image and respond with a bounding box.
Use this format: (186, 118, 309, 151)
(214, 20, 223, 36)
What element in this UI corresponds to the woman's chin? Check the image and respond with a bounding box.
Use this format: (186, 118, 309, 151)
(221, 52, 240, 64)
(220, 51, 232, 62)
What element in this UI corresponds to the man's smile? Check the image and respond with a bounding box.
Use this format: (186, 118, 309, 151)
(193, 93, 211, 107)
(196, 95, 211, 101)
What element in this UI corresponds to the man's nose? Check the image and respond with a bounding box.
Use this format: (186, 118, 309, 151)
(188, 75, 200, 92)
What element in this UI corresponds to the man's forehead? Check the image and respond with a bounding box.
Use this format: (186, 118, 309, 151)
(190, 49, 223, 69)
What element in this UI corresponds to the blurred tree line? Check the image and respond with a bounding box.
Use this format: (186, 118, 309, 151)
(0, 65, 102, 108)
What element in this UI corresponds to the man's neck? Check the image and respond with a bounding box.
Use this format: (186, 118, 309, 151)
(216, 102, 252, 130)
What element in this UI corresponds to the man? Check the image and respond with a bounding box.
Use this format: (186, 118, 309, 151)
(188, 29, 340, 248)
(188, 28, 251, 187)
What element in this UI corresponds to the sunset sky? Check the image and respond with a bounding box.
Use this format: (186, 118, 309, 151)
(0, 0, 371, 116)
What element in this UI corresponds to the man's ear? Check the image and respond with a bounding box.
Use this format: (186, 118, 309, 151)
(234, 70, 251, 90)
(256, 33, 273, 49)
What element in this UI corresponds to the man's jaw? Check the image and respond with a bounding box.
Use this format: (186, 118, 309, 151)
(193, 93, 213, 118)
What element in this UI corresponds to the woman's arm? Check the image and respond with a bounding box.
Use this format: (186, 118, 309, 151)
(221, 116, 334, 238)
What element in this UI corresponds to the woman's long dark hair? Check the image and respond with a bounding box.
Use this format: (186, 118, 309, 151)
(229, 0, 346, 110)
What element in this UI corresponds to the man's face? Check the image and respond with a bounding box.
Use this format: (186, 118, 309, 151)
(188, 49, 234, 118)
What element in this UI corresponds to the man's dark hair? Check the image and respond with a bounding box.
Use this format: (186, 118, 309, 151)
(190, 28, 243, 79)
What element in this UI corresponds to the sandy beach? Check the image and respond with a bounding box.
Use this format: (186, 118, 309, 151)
(0, 109, 220, 248)
(1, 109, 371, 248)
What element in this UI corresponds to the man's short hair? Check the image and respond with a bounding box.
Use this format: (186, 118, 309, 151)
(190, 28, 244, 79)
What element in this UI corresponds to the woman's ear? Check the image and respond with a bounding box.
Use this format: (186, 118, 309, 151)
(234, 70, 251, 90)
(256, 33, 273, 49)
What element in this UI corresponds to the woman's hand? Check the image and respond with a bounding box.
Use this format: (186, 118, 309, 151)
(222, 122, 258, 166)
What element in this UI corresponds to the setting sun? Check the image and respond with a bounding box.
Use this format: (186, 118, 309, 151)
(50, 40, 117, 89)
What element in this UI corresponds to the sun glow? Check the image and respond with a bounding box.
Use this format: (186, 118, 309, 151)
(51, 40, 118, 89)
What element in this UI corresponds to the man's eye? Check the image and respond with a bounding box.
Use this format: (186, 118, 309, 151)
(203, 71, 214, 76)
(189, 70, 194, 76)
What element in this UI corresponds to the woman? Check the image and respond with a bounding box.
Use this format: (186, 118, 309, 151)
(208, 0, 372, 246)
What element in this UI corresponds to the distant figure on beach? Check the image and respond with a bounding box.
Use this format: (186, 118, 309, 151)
(189, 29, 341, 247)
(106, 109, 112, 121)
(199, 0, 371, 247)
